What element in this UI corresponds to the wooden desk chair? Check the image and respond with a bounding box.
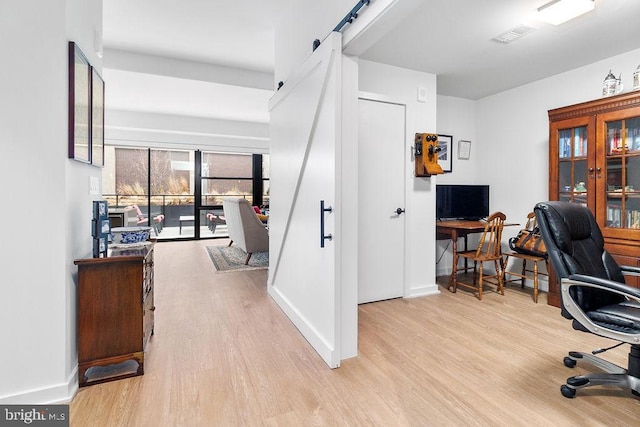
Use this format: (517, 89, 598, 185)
(502, 212, 548, 303)
(452, 211, 506, 300)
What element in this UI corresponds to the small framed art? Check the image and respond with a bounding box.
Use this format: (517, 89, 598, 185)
(458, 140, 472, 160)
(68, 42, 91, 163)
(437, 134, 453, 173)
(91, 67, 105, 167)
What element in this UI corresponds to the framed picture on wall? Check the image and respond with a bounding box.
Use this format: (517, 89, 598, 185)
(437, 134, 453, 173)
(91, 67, 105, 167)
(68, 42, 91, 163)
(458, 140, 472, 160)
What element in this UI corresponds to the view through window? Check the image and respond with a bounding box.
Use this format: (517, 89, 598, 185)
(103, 147, 268, 240)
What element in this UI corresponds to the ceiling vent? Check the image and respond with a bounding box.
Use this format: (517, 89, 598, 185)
(492, 24, 537, 44)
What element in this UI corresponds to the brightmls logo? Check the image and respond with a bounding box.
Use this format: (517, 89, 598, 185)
(0, 405, 68, 426)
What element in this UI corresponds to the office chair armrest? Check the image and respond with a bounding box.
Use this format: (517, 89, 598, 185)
(568, 274, 640, 300)
(620, 265, 640, 277)
(562, 275, 640, 343)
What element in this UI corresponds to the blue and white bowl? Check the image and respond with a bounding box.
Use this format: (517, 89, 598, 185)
(110, 226, 152, 245)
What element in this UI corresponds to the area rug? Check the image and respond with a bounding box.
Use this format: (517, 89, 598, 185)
(206, 245, 269, 272)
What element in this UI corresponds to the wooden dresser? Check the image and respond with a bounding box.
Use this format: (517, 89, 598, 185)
(74, 241, 155, 386)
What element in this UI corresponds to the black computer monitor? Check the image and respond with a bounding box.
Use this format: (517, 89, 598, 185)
(436, 184, 490, 220)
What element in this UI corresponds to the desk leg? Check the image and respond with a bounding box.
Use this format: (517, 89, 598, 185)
(448, 230, 458, 292)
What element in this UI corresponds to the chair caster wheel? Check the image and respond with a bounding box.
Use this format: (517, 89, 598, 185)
(561, 385, 576, 398)
(563, 356, 576, 368)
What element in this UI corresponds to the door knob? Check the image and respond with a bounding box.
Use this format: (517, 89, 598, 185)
(395, 208, 405, 215)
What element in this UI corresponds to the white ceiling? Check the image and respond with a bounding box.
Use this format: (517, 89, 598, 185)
(103, 0, 640, 121)
(360, 0, 640, 99)
(104, 0, 282, 73)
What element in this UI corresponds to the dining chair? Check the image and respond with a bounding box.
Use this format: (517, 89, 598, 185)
(452, 211, 506, 300)
(502, 212, 548, 303)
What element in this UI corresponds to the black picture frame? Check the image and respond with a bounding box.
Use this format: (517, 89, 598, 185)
(68, 42, 91, 163)
(437, 134, 453, 173)
(91, 67, 105, 167)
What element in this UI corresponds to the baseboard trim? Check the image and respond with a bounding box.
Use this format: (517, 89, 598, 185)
(267, 285, 339, 369)
(405, 284, 440, 298)
(0, 366, 78, 404)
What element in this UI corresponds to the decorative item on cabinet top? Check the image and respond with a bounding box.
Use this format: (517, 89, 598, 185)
(413, 133, 444, 177)
(602, 69, 623, 97)
(633, 64, 640, 91)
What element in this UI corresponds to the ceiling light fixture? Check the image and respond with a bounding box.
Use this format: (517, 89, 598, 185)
(537, 0, 595, 25)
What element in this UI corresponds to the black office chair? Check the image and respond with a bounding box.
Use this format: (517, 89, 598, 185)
(534, 201, 640, 398)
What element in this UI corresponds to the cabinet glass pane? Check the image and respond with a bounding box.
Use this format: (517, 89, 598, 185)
(559, 129, 571, 158)
(606, 201, 624, 228)
(627, 156, 640, 193)
(557, 125, 588, 205)
(559, 161, 572, 192)
(606, 157, 623, 191)
(626, 195, 640, 229)
(573, 159, 587, 190)
(559, 194, 572, 203)
(627, 117, 640, 152)
(605, 156, 640, 229)
(574, 126, 587, 157)
(558, 158, 587, 203)
(604, 115, 640, 230)
(607, 120, 624, 154)
(559, 127, 587, 158)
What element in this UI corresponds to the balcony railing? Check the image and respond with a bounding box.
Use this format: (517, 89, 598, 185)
(103, 193, 267, 239)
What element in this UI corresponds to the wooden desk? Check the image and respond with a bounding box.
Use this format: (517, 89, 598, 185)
(436, 220, 518, 292)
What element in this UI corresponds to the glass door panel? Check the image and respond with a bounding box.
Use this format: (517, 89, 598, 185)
(557, 126, 588, 205)
(200, 152, 253, 205)
(626, 156, 640, 194)
(262, 154, 270, 209)
(628, 117, 640, 152)
(150, 149, 195, 239)
(607, 120, 625, 154)
(102, 147, 150, 228)
(604, 115, 640, 230)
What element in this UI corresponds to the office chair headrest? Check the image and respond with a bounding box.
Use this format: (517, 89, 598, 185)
(537, 201, 604, 254)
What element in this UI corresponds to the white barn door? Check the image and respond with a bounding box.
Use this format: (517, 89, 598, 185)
(268, 33, 344, 368)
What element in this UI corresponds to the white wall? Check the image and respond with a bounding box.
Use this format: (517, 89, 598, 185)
(436, 47, 640, 288)
(436, 96, 478, 183)
(105, 110, 269, 154)
(274, 1, 352, 87)
(0, 0, 102, 404)
(359, 59, 439, 297)
(434, 95, 480, 276)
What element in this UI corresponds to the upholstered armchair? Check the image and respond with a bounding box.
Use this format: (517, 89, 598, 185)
(222, 198, 269, 264)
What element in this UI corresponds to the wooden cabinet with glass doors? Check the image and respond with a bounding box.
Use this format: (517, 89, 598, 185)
(548, 91, 640, 307)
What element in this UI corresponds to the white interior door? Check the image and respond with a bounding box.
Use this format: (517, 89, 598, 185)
(267, 33, 343, 368)
(358, 98, 406, 304)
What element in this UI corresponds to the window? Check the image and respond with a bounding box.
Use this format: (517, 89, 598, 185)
(103, 147, 268, 240)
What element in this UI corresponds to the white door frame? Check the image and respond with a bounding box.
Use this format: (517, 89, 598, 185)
(357, 96, 407, 303)
(359, 91, 410, 299)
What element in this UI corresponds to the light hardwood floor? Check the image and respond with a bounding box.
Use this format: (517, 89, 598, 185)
(70, 239, 640, 426)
